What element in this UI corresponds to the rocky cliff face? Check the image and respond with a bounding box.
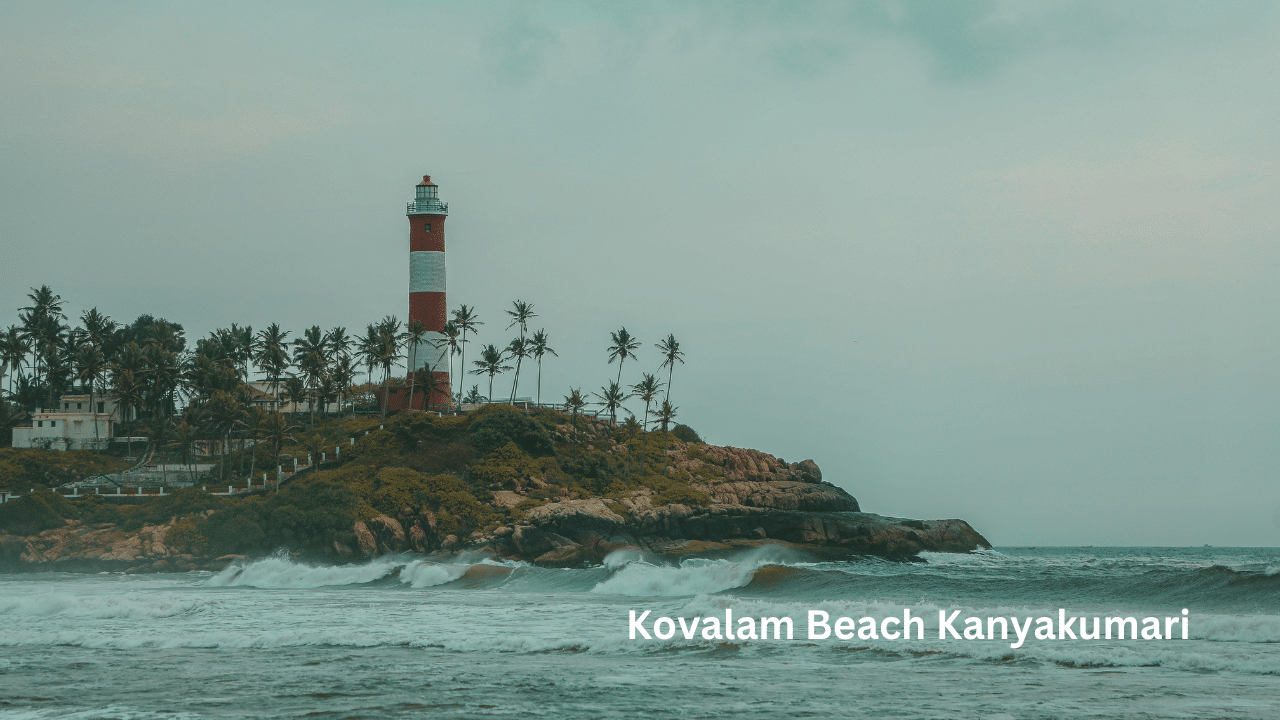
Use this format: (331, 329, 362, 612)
(0, 516, 235, 573)
(342, 446, 990, 566)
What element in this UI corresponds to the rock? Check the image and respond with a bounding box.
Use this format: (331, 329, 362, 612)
(795, 459, 822, 482)
(441, 534, 460, 550)
(408, 523, 428, 553)
(352, 522, 378, 557)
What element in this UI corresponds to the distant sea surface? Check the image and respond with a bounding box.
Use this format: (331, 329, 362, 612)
(2, 547, 1278, 719)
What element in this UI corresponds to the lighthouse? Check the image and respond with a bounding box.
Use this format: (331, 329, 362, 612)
(406, 174, 450, 408)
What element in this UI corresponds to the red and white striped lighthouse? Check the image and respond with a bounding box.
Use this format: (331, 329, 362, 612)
(406, 174, 449, 408)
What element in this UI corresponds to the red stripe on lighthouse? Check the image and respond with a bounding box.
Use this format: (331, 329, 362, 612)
(409, 292, 447, 331)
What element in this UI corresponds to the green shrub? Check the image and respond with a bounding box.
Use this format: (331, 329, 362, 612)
(468, 442, 537, 489)
(672, 424, 701, 444)
(467, 405, 554, 457)
(0, 489, 74, 535)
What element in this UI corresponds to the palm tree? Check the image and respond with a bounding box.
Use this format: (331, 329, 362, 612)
(630, 373, 663, 433)
(505, 336, 530, 403)
(357, 324, 380, 387)
(374, 316, 406, 418)
(75, 345, 107, 450)
(404, 320, 428, 411)
(282, 375, 307, 415)
(607, 327, 640, 385)
(529, 329, 557, 407)
(451, 305, 482, 402)
(142, 414, 173, 483)
(440, 321, 461, 405)
(654, 399, 678, 475)
(563, 387, 586, 443)
(259, 412, 299, 469)
(414, 364, 448, 412)
(237, 406, 271, 487)
(168, 419, 200, 483)
(655, 334, 684, 407)
(504, 301, 536, 402)
(593, 381, 629, 427)
(79, 308, 117, 352)
(292, 326, 328, 424)
(463, 384, 485, 404)
(255, 324, 291, 409)
(330, 354, 357, 436)
(631, 373, 664, 473)
(110, 368, 146, 458)
(470, 344, 510, 403)
(2, 326, 30, 401)
(206, 390, 245, 483)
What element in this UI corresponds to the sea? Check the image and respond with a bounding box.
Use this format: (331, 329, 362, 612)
(1, 546, 1277, 719)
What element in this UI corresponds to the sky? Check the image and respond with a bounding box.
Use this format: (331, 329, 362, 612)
(2, 1, 1277, 546)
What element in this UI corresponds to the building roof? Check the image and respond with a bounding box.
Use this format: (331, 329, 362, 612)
(417, 175, 436, 186)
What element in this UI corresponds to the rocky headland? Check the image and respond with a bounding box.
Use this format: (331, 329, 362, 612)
(0, 409, 989, 572)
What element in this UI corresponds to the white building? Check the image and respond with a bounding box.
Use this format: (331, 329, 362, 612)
(11, 394, 119, 450)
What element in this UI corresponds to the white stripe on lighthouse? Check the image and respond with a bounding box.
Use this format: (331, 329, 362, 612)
(410, 332, 449, 372)
(409, 251, 446, 294)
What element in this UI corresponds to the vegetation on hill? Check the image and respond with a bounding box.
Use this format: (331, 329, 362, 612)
(0, 405, 711, 560)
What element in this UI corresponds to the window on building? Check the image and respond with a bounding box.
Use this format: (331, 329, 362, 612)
(424, 223, 432, 232)
(50, 421, 56, 427)
(98, 402, 104, 414)
(77, 403, 82, 410)
(37, 421, 42, 428)
(64, 403, 70, 410)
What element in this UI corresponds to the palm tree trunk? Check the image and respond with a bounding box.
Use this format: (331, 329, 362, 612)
(536, 360, 542, 407)
(457, 333, 467, 404)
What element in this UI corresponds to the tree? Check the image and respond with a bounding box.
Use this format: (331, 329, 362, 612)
(504, 301, 536, 402)
(255, 324, 291, 409)
(451, 305, 482, 403)
(463, 384, 485, 405)
(206, 390, 245, 483)
(142, 414, 173, 484)
(529, 329, 557, 407)
(1, 326, 30, 401)
(563, 387, 586, 443)
(330, 354, 357, 436)
(74, 345, 107, 451)
(237, 406, 271, 487)
(414, 364, 448, 412)
(110, 367, 146, 458)
(470, 344, 510, 403)
(0, 400, 26, 448)
(168, 419, 200, 483)
(404, 319, 428, 411)
(505, 336, 529, 403)
(79, 308, 117, 353)
(655, 334, 684, 407)
(292, 326, 328, 424)
(259, 412, 299, 485)
(357, 324, 380, 388)
(374, 316, 406, 418)
(607, 327, 640, 386)
(282, 375, 307, 415)
(593, 381, 629, 427)
(630, 373, 664, 474)
(654, 399, 678, 475)
(440, 321, 461, 405)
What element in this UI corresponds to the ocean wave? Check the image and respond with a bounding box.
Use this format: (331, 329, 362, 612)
(0, 593, 208, 620)
(205, 555, 527, 590)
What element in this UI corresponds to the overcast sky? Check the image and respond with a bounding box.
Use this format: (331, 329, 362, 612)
(2, 1, 1277, 545)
